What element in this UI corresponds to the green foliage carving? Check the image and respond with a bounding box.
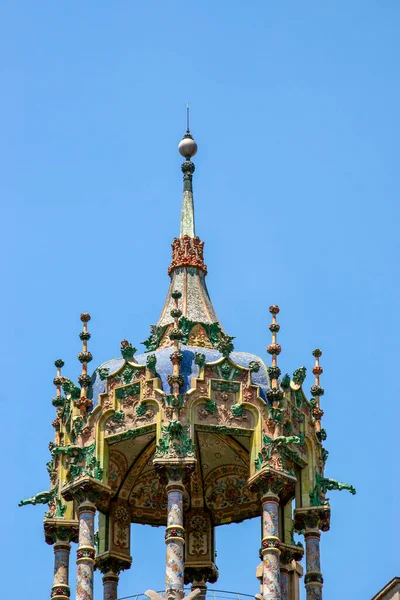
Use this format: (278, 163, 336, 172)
(178, 316, 192, 342)
(155, 420, 195, 459)
(165, 394, 185, 417)
(249, 361, 261, 373)
(292, 367, 307, 385)
(254, 435, 301, 473)
(98, 367, 109, 381)
(214, 360, 240, 381)
(267, 406, 285, 425)
(321, 447, 329, 464)
(116, 383, 140, 400)
(62, 379, 81, 400)
(309, 472, 356, 506)
(70, 416, 84, 443)
(52, 396, 66, 408)
(231, 403, 244, 417)
(120, 340, 137, 361)
(215, 333, 235, 357)
(204, 400, 217, 414)
(194, 352, 206, 369)
(112, 410, 125, 423)
(142, 325, 169, 352)
(294, 389, 304, 408)
(211, 381, 240, 393)
(146, 354, 157, 373)
(143, 319, 234, 353)
(136, 403, 147, 416)
(281, 374, 291, 389)
(267, 366, 281, 380)
(52, 443, 103, 483)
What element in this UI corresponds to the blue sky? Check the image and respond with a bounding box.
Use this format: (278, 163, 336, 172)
(2, 2, 399, 599)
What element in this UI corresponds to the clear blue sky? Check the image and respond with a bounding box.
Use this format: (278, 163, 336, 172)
(2, 2, 399, 599)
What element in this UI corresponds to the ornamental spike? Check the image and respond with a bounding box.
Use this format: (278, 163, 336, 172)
(168, 290, 183, 395)
(311, 348, 324, 432)
(266, 306, 283, 407)
(53, 358, 64, 399)
(76, 313, 93, 413)
(52, 359, 65, 438)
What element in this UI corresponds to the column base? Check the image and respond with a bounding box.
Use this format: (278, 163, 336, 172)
(51, 586, 71, 600)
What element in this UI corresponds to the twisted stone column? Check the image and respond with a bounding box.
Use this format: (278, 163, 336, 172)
(304, 530, 322, 600)
(261, 494, 281, 600)
(76, 502, 96, 600)
(165, 478, 185, 600)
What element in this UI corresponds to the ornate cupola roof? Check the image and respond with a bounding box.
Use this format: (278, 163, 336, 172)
(143, 123, 225, 352)
(20, 119, 356, 600)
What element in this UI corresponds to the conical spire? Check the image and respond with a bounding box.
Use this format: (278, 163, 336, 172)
(142, 117, 224, 352)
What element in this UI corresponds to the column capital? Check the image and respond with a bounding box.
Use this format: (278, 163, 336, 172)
(62, 477, 111, 512)
(44, 519, 79, 545)
(294, 506, 330, 533)
(248, 470, 296, 504)
(184, 565, 219, 586)
(279, 542, 304, 566)
(96, 552, 132, 575)
(155, 462, 196, 486)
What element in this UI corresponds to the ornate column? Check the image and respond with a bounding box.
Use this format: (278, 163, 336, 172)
(261, 494, 281, 600)
(249, 467, 296, 600)
(96, 556, 131, 600)
(279, 562, 289, 600)
(53, 541, 72, 600)
(294, 508, 330, 600)
(165, 473, 186, 600)
(45, 520, 79, 600)
(279, 544, 304, 600)
(102, 571, 118, 600)
(62, 479, 111, 600)
(304, 530, 322, 600)
(76, 500, 96, 600)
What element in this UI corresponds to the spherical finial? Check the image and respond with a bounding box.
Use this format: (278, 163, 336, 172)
(178, 133, 198, 160)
